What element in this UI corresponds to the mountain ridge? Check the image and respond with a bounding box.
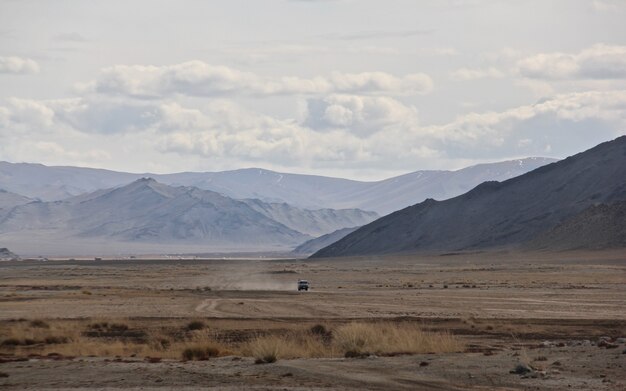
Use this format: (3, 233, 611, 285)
(0, 179, 374, 256)
(0, 158, 557, 214)
(311, 136, 626, 257)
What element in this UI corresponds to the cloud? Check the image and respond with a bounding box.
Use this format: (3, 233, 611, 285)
(53, 32, 88, 42)
(591, 0, 626, 11)
(450, 67, 506, 81)
(517, 44, 626, 80)
(319, 29, 433, 41)
(2, 89, 625, 174)
(83, 61, 433, 98)
(0, 56, 40, 74)
(305, 94, 420, 136)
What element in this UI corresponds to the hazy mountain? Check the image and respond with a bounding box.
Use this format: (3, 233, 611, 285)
(242, 199, 377, 236)
(0, 162, 139, 201)
(0, 158, 556, 214)
(0, 247, 19, 260)
(293, 227, 359, 255)
(0, 179, 381, 256)
(0, 189, 32, 217)
(527, 201, 626, 250)
(312, 137, 626, 258)
(0, 179, 309, 255)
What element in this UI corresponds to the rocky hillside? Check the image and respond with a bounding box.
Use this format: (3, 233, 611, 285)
(312, 137, 626, 257)
(293, 227, 360, 255)
(527, 201, 626, 250)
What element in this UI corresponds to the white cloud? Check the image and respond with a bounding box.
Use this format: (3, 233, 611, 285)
(305, 94, 420, 136)
(1, 89, 625, 175)
(0, 56, 40, 74)
(83, 61, 433, 98)
(591, 0, 626, 12)
(517, 44, 626, 80)
(450, 66, 506, 81)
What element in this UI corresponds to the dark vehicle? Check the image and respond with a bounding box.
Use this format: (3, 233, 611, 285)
(297, 279, 309, 291)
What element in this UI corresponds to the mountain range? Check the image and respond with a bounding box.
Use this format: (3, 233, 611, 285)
(0, 158, 556, 215)
(0, 179, 377, 256)
(312, 136, 626, 258)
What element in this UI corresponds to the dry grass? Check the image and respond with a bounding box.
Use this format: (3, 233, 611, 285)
(243, 322, 463, 362)
(0, 319, 226, 360)
(0, 319, 462, 362)
(243, 332, 330, 362)
(333, 322, 462, 357)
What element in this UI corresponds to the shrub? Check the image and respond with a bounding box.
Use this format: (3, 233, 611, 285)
(44, 336, 69, 345)
(1, 338, 21, 347)
(186, 321, 205, 331)
(310, 324, 327, 335)
(181, 345, 220, 361)
(29, 320, 49, 329)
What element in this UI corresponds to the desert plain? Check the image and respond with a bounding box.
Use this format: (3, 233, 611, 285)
(0, 250, 625, 390)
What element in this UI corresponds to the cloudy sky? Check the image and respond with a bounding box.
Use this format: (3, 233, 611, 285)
(1, 0, 625, 180)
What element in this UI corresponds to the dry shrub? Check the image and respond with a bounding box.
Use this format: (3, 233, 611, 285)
(181, 343, 221, 361)
(0, 320, 80, 351)
(186, 321, 205, 331)
(29, 320, 49, 329)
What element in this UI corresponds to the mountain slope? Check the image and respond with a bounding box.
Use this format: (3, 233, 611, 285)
(0, 189, 32, 218)
(0, 247, 19, 260)
(527, 201, 626, 250)
(293, 227, 360, 255)
(312, 137, 626, 258)
(242, 199, 377, 236)
(0, 158, 556, 214)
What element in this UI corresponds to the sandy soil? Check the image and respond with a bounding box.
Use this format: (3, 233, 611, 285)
(0, 250, 625, 390)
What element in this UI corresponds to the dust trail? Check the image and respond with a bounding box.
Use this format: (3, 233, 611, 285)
(190, 263, 299, 291)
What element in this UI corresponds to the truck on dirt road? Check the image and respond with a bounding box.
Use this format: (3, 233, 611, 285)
(297, 279, 309, 291)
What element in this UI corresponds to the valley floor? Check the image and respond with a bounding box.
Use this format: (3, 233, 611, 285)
(0, 250, 624, 390)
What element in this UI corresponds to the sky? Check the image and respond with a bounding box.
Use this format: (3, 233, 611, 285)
(1, 0, 625, 180)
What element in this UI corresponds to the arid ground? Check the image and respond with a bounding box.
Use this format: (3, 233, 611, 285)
(0, 250, 625, 390)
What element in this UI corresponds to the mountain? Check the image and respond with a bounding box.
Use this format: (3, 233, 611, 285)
(242, 199, 377, 237)
(311, 137, 626, 258)
(0, 179, 307, 256)
(310, 158, 557, 215)
(293, 227, 359, 255)
(0, 179, 380, 256)
(0, 158, 556, 214)
(0, 162, 138, 201)
(527, 201, 626, 250)
(0, 247, 19, 260)
(0, 189, 32, 217)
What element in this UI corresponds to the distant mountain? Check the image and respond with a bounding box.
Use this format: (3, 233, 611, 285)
(0, 162, 138, 201)
(527, 201, 626, 250)
(312, 137, 626, 258)
(0, 189, 32, 217)
(0, 179, 306, 255)
(293, 227, 359, 255)
(0, 179, 381, 256)
(0, 247, 19, 260)
(0, 158, 556, 214)
(242, 199, 377, 237)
